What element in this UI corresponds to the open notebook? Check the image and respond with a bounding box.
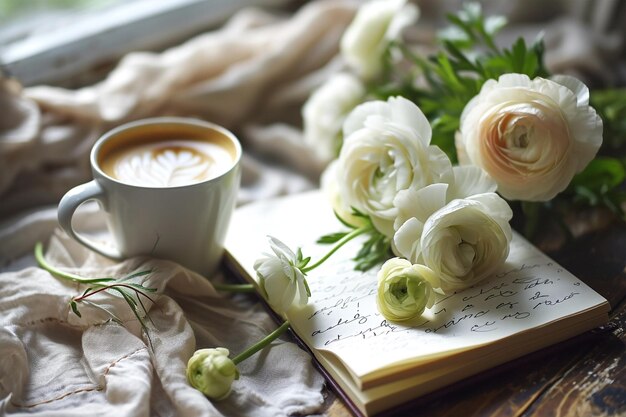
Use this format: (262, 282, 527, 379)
(224, 190, 610, 416)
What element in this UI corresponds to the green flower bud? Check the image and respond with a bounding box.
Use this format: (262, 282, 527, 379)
(187, 348, 239, 400)
(376, 258, 437, 322)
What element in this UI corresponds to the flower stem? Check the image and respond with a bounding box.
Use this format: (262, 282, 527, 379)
(232, 320, 291, 365)
(34, 242, 112, 283)
(303, 226, 370, 273)
(213, 283, 256, 293)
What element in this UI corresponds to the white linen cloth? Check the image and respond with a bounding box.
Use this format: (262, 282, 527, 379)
(0, 206, 324, 417)
(0, 0, 624, 416)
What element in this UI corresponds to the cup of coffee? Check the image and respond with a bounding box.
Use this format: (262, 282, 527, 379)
(57, 117, 242, 275)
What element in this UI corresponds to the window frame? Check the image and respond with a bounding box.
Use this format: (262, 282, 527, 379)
(0, 0, 288, 86)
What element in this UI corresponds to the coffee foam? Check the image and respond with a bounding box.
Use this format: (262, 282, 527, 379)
(108, 140, 234, 187)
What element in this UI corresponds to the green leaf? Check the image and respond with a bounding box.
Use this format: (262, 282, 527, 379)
(119, 270, 152, 282)
(591, 89, 626, 149)
(298, 256, 311, 269)
(352, 232, 391, 272)
(70, 300, 82, 318)
(570, 157, 626, 190)
(317, 232, 349, 244)
(356, 236, 375, 259)
(435, 53, 464, 91)
(573, 185, 599, 206)
(443, 40, 477, 71)
(510, 38, 527, 73)
(137, 295, 156, 327)
(354, 250, 388, 272)
(123, 283, 158, 293)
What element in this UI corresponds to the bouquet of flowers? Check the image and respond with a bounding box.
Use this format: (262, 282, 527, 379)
(256, 0, 618, 318)
(187, 0, 626, 399)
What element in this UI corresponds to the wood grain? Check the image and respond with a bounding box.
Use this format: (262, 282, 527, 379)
(524, 300, 626, 417)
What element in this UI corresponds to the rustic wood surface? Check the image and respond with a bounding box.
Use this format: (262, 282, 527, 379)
(314, 221, 626, 417)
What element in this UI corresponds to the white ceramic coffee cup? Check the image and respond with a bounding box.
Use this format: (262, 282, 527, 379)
(57, 117, 242, 275)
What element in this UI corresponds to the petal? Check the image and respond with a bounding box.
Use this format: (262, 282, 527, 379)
(343, 100, 390, 137)
(496, 73, 533, 89)
(262, 271, 296, 313)
(393, 217, 424, 263)
(448, 165, 497, 199)
(394, 183, 448, 228)
(267, 236, 296, 261)
(551, 74, 589, 106)
(388, 96, 432, 146)
(411, 263, 441, 292)
(255, 257, 283, 281)
(426, 145, 455, 184)
(386, 2, 419, 40)
(467, 193, 513, 242)
(295, 274, 309, 306)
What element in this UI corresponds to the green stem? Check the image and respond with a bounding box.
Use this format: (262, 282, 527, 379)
(213, 283, 256, 293)
(303, 226, 370, 273)
(35, 242, 112, 283)
(232, 320, 291, 365)
(73, 283, 156, 304)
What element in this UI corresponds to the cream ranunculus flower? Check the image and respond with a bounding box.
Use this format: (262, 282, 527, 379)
(254, 236, 309, 314)
(419, 193, 512, 292)
(376, 257, 438, 322)
(457, 73, 603, 201)
(187, 348, 239, 400)
(303, 73, 366, 163)
(393, 165, 497, 235)
(340, 0, 418, 80)
(393, 166, 512, 293)
(336, 96, 453, 237)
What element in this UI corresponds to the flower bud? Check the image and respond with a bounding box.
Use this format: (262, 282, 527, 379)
(187, 348, 239, 400)
(377, 258, 438, 322)
(341, 0, 418, 79)
(254, 236, 310, 314)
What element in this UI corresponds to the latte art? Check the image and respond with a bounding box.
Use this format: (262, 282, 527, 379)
(103, 140, 234, 187)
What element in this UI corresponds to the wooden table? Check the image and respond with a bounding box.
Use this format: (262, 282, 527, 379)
(311, 220, 626, 416)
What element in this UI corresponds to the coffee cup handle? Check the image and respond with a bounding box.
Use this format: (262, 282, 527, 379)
(57, 180, 124, 260)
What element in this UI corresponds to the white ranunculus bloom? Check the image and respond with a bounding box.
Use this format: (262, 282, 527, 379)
(340, 0, 418, 80)
(336, 96, 453, 237)
(303, 73, 365, 163)
(376, 257, 438, 322)
(395, 188, 512, 293)
(457, 73, 603, 201)
(421, 194, 512, 292)
(393, 166, 510, 292)
(254, 236, 308, 314)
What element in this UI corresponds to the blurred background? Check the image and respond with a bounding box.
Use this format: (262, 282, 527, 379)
(2, 0, 624, 87)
